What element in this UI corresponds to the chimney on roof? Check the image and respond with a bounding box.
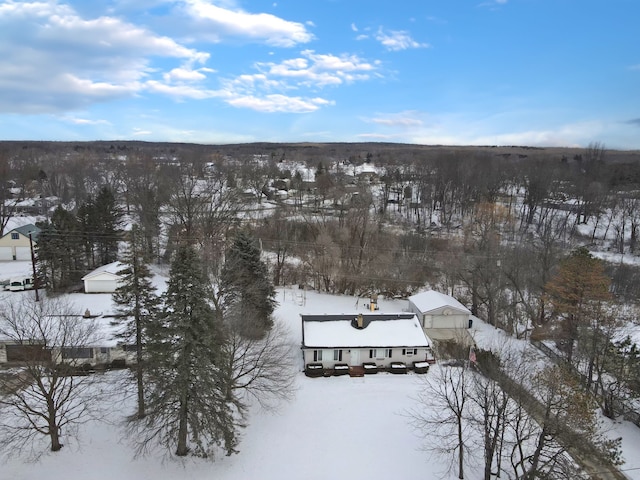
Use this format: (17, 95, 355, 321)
(357, 313, 364, 329)
(370, 294, 378, 311)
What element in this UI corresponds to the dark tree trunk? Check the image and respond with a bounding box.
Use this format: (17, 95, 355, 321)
(176, 396, 189, 456)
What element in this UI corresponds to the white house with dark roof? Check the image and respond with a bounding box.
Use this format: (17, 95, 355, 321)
(81, 261, 126, 293)
(301, 313, 432, 370)
(0, 223, 40, 261)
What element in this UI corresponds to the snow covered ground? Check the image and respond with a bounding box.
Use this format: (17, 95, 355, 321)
(2, 263, 640, 479)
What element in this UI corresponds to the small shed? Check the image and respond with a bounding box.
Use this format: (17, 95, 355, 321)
(408, 290, 471, 329)
(301, 313, 432, 370)
(82, 262, 125, 293)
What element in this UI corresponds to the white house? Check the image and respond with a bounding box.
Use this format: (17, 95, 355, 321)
(0, 340, 137, 368)
(81, 261, 126, 293)
(301, 313, 433, 372)
(0, 224, 40, 261)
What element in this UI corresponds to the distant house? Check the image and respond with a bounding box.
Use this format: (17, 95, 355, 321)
(0, 340, 136, 367)
(81, 261, 125, 293)
(408, 290, 474, 345)
(301, 313, 433, 371)
(0, 224, 40, 261)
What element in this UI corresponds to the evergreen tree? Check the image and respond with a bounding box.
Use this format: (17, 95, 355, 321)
(220, 231, 276, 338)
(36, 206, 83, 291)
(77, 197, 98, 269)
(545, 246, 611, 364)
(112, 225, 160, 419)
(93, 186, 122, 265)
(78, 186, 122, 268)
(138, 245, 241, 457)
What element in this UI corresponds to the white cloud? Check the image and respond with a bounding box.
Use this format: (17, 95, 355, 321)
(132, 128, 153, 136)
(369, 111, 424, 127)
(253, 50, 379, 88)
(375, 28, 429, 51)
(405, 120, 603, 148)
(163, 67, 215, 83)
(227, 94, 332, 113)
(210, 49, 379, 113)
(360, 109, 608, 148)
(181, 0, 313, 47)
(60, 116, 112, 126)
(0, 0, 210, 113)
(145, 80, 223, 99)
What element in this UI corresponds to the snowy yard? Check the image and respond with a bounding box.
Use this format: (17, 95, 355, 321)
(2, 265, 640, 479)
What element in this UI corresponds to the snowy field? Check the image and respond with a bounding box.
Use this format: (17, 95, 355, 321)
(2, 263, 640, 479)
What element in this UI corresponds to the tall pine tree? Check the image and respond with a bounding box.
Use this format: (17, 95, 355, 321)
(220, 231, 276, 338)
(78, 186, 122, 268)
(112, 225, 159, 419)
(139, 245, 241, 457)
(93, 186, 122, 265)
(36, 206, 84, 291)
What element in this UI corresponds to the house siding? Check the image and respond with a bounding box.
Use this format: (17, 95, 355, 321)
(303, 347, 430, 369)
(408, 302, 470, 329)
(0, 342, 137, 367)
(0, 232, 33, 261)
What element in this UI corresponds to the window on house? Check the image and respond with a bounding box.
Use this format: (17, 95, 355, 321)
(385, 349, 393, 358)
(313, 350, 323, 362)
(403, 348, 417, 356)
(61, 347, 93, 359)
(333, 349, 342, 361)
(11, 233, 19, 240)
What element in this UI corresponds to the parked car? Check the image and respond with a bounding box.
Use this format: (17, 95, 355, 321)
(9, 276, 34, 291)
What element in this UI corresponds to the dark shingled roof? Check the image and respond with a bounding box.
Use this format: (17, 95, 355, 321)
(12, 224, 41, 242)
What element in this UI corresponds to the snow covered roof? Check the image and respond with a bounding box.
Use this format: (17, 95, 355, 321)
(302, 313, 429, 348)
(81, 261, 126, 280)
(408, 290, 471, 314)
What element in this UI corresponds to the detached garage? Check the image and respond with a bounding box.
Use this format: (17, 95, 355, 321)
(0, 224, 40, 261)
(408, 290, 471, 330)
(82, 262, 125, 293)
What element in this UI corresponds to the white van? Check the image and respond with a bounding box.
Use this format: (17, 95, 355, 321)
(9, 276, 34, 292)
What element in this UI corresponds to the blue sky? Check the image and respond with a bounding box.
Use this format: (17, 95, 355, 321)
(1, 0, 639, 148)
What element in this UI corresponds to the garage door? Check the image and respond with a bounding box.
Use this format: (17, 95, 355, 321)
(85, 279, 117, 293)
(15, 247, 31, 261)
(0, 247, 12, 261)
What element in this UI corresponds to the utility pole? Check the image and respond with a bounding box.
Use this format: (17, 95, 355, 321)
(29, 232, 39, 301)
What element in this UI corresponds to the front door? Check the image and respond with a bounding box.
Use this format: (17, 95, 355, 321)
(350, 348, 360, 366)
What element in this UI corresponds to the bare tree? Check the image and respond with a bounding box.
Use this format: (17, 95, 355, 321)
(222, 321, 296, 410)
(410, 362, 472, 479)
(0, 297, 102, 457)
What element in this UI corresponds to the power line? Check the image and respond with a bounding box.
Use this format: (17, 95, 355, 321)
(34, 228, 506, 262)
